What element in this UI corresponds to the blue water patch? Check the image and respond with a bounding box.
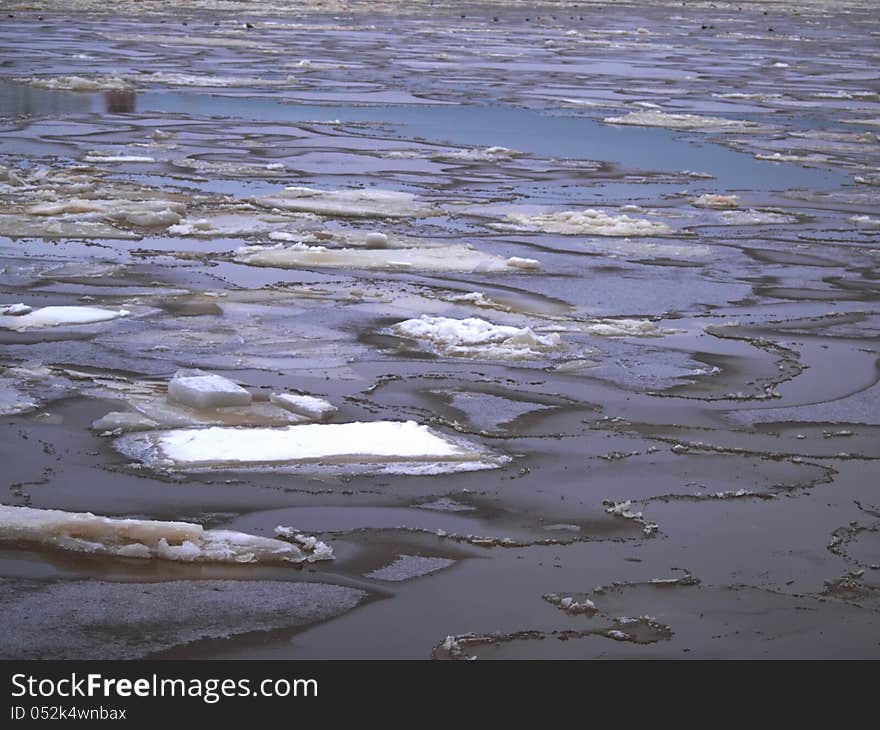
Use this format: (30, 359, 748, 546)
(0, 80, 849, 192)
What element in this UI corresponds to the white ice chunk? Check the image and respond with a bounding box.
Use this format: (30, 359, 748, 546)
(83, 154, 155, 164)
(270, 393, 337, 420)
(392, 315, 561, 359)
(0, 303, 32, 316)
(0, 505, 330, 564)
(167, 371, 252, 409)
(364, 231, 389, 248)
(497, 208, 672, 236)
(691, 194, 740, 209)
(0, 306, 129, 331)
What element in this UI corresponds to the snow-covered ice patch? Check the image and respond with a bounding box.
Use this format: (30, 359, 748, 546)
(233, 243, 540, 273)
(365, 554, 455, 581)
(391, 316, 561, 360)
(0, 505, 330, 564)
(115, 420, 502, 473)
(252, 186, 436, 218)
(603, 110, 758, 131)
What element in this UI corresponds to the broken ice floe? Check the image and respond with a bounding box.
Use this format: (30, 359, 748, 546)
(115, 420, 503, 473)
(0, 505, 332, 564)
(584, 319, 674, 338)
(494, 208, 672, 236)
(603, 110, 758, 131)
(721, 209, 796, 225)
(252, 186, 436, 218)
(26, 74, 131, 91)
(543, 593, 597, 614)
(433, 616, 673, 660)
(431, 146, 522, 162)
(603, 500, 658, 536)
(0, 215, 141, 240)
(390, 316, 561, 360)
(27, 198, 187, 230)
(233, 242, 540, 273)
(691, 194, 740, 209)
(0, 305, 129, 331)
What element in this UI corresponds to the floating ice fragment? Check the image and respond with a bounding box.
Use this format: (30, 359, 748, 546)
(0, 306, 129, 331)
(83, 154, 155, 164)
(270, 393, 337, 421)
(0, 505, 327, 564)
(584, 319, 673, 337)
(91, 412, 160, 433)
(167, 370, 252, 409)
(721, 209, 795, 225)
(391, 315, 561, 360)
(604, 110, 757, 131)
(365, 232, 389, 248)
(273, 526, 334, 561)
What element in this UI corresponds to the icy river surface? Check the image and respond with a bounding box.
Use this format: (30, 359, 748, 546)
(1, 0, 879, 659)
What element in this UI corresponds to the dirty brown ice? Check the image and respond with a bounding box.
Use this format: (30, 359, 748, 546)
(1, 0, 879, 659)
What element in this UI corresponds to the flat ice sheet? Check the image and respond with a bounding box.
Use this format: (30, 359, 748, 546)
(115, 420, 501, 472)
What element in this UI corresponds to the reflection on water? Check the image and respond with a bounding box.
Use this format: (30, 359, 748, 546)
(0, 82, 92, 117)
(104, 89, 135, 113)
